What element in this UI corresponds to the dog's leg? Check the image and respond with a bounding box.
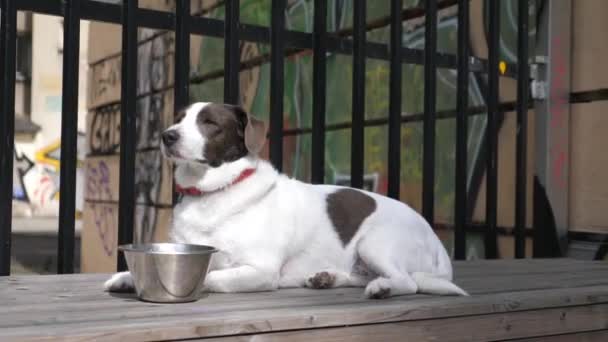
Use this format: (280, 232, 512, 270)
(104, 271, 135, 292)
(363, 274, 418, 299)
(204, 266, 279, 293)
(278, 276, 306, 288)
(357, 236, 418, 299)
(305, 270, 368, 289)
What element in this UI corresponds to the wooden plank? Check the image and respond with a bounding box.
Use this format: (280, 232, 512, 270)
(88, 21, 122, 65)
(453, 260, 608, 279)
(3, 299, 608, 342)
(2, 259, 607, 298)
(1, 283, 607, 327)
(1, 260, 608, 341)
(513, 330, 608, 341)
(81, 202, 118, 272)
(570, 102, 608, 234)
(194, 304, 608, 342)
(1, 259, 604, 291)
(2, 284, 608, 339)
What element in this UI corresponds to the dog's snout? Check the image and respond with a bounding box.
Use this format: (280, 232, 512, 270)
(162, 130, 180, 147)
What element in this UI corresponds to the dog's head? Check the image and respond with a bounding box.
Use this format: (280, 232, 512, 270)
(161, 102, 266, 167)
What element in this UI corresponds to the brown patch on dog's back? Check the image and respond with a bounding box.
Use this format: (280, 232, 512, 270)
(196, 104, 248, 167)
(326, 188, 377, 246)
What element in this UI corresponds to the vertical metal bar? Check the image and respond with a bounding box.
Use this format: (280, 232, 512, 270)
(533, 0, 571, 258)
(175, 0, 190, 111)
(351, 0, 366, 189)
(117, 0, 138, 271)
(422, 0, 437, 224)
(454, 0, 469, 260)
(485, 0, 500, 259)
(311, 0, 327, 184)
(224, 0, 239, 104)
(0, 0, 16, 276)
(173, 0, 190, 207)
(269, 0, 285, 171)
(515, 0, 529, 259)
(387, 0, 402, 199)
(57, 0, 81, 274)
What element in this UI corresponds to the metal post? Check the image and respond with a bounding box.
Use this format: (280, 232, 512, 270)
(0, 0, 16, 276)
(311, 0, 327, 184)
(387, 0, 402, 200)
(533, 0, 572, 257)
(351, 0, 366, 189)
(58, 0, 81, 274)
(454, 0, 469, 260)
(269, 0, 285, 171)
(117, 0, 138, 271)
(423, 0, 437, 224)
(224, 0, 239, 104)
(515, 0, 530, 259)
(175, 0, 191, 110)
(485, 0, 500, 259)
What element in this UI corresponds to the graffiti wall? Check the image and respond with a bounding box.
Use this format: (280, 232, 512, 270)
(12, 135, 86, 218)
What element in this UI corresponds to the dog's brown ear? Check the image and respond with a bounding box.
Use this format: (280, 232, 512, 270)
(244, 113, 267, 155)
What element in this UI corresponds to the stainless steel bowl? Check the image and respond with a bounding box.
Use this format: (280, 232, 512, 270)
(119, 243, 217, 303)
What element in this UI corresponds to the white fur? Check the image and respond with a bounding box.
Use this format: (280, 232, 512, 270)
(105, 103, 467, 298)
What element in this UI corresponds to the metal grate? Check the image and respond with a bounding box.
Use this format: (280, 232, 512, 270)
(0, 0, 534, 275)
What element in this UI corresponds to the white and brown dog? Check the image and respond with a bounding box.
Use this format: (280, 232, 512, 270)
(104, 102, 467, 298)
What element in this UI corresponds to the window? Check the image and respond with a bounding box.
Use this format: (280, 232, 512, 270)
(16, 34, 32, 80)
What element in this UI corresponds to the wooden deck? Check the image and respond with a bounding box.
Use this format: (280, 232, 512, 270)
(1, 259, 608, 341)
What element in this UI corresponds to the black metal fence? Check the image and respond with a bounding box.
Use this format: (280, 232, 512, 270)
(0, 0, 532, 275)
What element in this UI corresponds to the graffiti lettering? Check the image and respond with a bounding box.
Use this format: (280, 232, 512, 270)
(136, 92, 165, 150)
(89, 104, 121, 154)
(135, 205, 158, 244)
(86, 160, 112, 201)
(89, 58, 121, 107)
(91, 203, 117, 257)
(13, 149, 34, 201)
(135, 150, 163, 205)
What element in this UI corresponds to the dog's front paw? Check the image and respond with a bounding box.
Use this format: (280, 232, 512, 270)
(104, 272, 135, 292)
(202, 271, 225, 293)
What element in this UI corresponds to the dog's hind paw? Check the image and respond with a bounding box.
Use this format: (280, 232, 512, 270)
(104, 271, 135, 292)
(306, 271, 336, 289)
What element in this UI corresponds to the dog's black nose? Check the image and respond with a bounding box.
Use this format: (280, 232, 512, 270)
(162, 130, 180, 147)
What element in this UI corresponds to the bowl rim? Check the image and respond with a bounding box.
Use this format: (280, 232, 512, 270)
(118, 243, 218, 255)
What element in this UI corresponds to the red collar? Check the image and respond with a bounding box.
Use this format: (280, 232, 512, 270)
(175, 168, 256, 196)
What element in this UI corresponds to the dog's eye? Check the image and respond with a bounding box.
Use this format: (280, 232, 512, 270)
(204, 119, 217, 126)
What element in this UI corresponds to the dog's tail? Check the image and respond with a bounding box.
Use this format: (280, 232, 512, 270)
(412, 272, 468, 296)
(411, 247, 468, 296)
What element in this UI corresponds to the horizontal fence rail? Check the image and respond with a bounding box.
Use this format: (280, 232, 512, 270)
(0, 0, 538, 275)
